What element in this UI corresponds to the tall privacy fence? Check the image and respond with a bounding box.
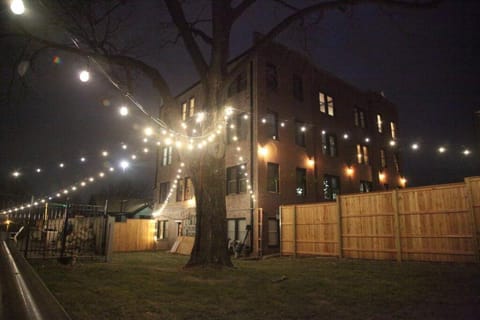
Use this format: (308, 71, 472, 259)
(280, 177, 480, 263)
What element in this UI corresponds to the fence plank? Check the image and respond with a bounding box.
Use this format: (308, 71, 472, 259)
(113, 219, 156, 252)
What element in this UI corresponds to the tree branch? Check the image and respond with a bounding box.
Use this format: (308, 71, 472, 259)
(164, 0, 209, 77)
(231, 0, 256, 21)
(190, 26, 213, 45)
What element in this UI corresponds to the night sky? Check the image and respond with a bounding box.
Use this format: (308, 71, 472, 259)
(0, 0, 479, 204)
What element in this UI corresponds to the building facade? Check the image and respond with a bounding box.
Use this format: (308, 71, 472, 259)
(153, 41, 404, 256)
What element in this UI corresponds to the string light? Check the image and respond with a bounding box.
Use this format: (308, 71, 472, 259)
(10, 0, 25, 15)
(411, 143, 419, 150)
(59, 163, 65, 168)
(12, 171, 20, 178)
(36, 168, 42, 173)
(438, 146, 446, 153)
(79, 70, 90, 82)
(119, 106, 129, 116)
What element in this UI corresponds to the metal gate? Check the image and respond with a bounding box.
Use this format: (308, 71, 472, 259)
(8, 202, 107, 260)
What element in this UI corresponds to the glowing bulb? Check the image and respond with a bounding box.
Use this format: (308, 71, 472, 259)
(321, 130, 326, 135)
(243, 114, 249, 120)
(80, 157, 86, 162)
(71, 186, 77, 191)
(109, 167, 115, 172)
(89, 177, 94, 182)
(12, 171, 20, 178)
(10, 0, 25, 15)
(463, 149, 471, 156)
(411, 143, 419, 150)
(389, 140, 396, 147)
(63, 189, 69, 194)
(196, 112, 206, 123)
(131, 154, 137, 160)
(99, 172, 105, 178)
(343, 133, 349, 140)
(81, 182, 86, 187)
(79, 70, 90, 82)
(102, 151, 108, 157)
(59, 163, 65, 168)
(280, 122, 285, 127)
(258, 146, 267, 157)
(35, 168, 41, 173)
(225, 106, 234, 117)
(122, 144, 127, 150)
(143, 148, 149, 153)
(144, 127, 153, 136)
(120, 160, 130, 171)
(300, 126, 306, 132)
(119, 106, 129, 116)
(261, 118, 266, 124)
(400, 177, 407, 186)
(438, 147, 446, 153)
(365, 138, 370, 143)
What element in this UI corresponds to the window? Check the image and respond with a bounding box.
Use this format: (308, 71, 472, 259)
(161, 146, 173, 166)
(181, 97, 195, 121)
(227, 219, 247, 242)
(176, 177, 194, 201)
(393, 153, 400, 173)
(354, 107, 366, 128)
(267, 162, 279, 193)
(360, 181, 373, 193)
(184, 177, 193, 200)
(227, 113, 248, 144)
(356, 144, 369, 164)
(267, 218, 279, 247)
(380, 149, 387, 169)
(322, 133, 337, 157)
(176, 178, 185, 202)
(226, 165, 247, 195)
(266, 63, 278, 90)
(264, 111, 279, 140)
(323, 175, 340, 200)
(319, 92, 334, 116)
(296, 168, 307, 196)
(156, 220, 167, 240)
(227, 72, 247, 97)
(376, 114, 383, 133)
(295, 121, 306, 147)
(292, 74, 303, 101)
(390, 121, 396, 139)
(159, 182, 170, 203)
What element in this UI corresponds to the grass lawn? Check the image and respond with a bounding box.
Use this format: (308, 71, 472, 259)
(31, 252, 480, 320)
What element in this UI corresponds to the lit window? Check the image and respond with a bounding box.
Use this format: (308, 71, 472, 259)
(319, 92, 334, 116)
(156, 220, 167, 240)
(189, 97, 195, 118)
(390, 121, 396, 139)
(228, 219, 247, 243)
(360, 181, 372, 193)
(376, 114, 383, 133)
(162, 146, 173, 166)
(356, 144, 369, 164)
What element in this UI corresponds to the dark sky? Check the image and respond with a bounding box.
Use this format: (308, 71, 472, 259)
(1, 0, 479, 204)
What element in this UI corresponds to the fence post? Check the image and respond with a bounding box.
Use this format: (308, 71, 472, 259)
(392, 189, 402, 262)
(60, 200, 70, 258)
(465, 177, 479, 263)
(104, 216, 115, 262)
(336, 196, 343, 258)
(293, 205, 297, 257)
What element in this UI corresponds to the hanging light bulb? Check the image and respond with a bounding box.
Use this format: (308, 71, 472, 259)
(79, 70, 90, 82)
(10, 0, 25, 15)
(119, 106, 129, 116)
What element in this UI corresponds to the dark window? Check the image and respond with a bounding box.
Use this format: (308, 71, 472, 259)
(184, 177, 193, 200)
(292, 74, 303, 101)
(393, 153, 400, 172)
(267, 218, 279, 247)
(226, 165, 247, 195)
(159, 182, 170, 203)
(354, 107, 366, 128)
(380, 149, 387, 169)
(162, 146, 173, 166)
(156, 220, 167, 240)
(264, 111, 279, 140)
(227, 72, 247, 97)
(295, 121, 306, 147)
(322, 133, 337, 157)
(323, 175, 340, 200)
(296, 168, 307, 196)
(266, 63, 278, 90)
(267, 162, 280, 193)
(356, 144, 369, 165)
(360, 181, 373, 193)
(319, 92, 334, 116)
(227, 113, 248, 144)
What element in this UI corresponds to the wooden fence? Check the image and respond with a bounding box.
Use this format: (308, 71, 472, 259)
(113, 219, 156, 252)
(280, 177, 480, 263)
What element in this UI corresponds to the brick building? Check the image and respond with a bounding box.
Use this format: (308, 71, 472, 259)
(153, 40, 404, 256)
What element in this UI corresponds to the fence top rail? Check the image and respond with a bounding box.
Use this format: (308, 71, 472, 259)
(280, 202, 337, 209)
(397, 182, 465, 194)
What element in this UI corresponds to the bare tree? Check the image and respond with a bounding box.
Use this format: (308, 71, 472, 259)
(2, 0, 440, 267)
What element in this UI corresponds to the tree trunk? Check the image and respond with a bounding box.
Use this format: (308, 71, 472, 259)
(185, 146, 233, 268)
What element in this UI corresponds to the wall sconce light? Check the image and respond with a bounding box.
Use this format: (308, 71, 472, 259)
(258, 146, 268, 157)
(346, 166, 354, 177)
(378, 171, 386, 183)
(400, 177, 407, 187)
(307, 157, 315, 168)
